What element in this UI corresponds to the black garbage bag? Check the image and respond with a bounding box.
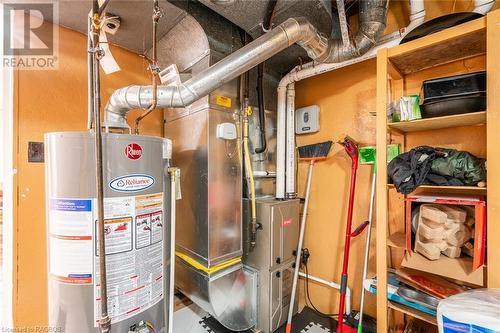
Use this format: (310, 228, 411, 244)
(388, 146, 486, 194)
(388, 146, 443, 194)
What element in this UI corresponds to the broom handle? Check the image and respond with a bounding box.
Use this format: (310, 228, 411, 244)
(286, 160, 314, 333)
(338, 152, 358, 333)
(357, 167, 376, 333)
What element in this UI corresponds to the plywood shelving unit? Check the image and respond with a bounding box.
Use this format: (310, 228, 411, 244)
(387, 111, 486, 133)
(387, 301, 437, 326)
(376, 12, 500, 331)
(387, 184, 487, 195)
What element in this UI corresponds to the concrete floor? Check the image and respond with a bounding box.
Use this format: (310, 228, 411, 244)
(173, 301, 334, 333)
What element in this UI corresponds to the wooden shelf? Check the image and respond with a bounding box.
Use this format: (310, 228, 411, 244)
(388, 301, 437, 326)
(388, 232, 406, 249)
(388, 17, 486, 75)
(388, 111, 486, 133)
(375, 11, 500, 332)
(387, 184, 486, 195)
(401, 252, 484, 286)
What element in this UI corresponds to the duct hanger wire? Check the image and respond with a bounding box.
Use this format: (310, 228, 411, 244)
(336, 0, 351, 47)
(134, 0, 163, 134)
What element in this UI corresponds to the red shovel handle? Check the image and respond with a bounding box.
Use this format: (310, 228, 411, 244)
(351, 220, 369, 237)
(337, 137, 359, 333)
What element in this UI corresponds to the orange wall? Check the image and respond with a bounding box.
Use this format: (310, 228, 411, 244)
(295, 59, 379, 317)
(294, 0, 491, 318)
(13, 25, 162, 327)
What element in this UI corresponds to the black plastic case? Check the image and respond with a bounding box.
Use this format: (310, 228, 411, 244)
(420, 71, 486, 118)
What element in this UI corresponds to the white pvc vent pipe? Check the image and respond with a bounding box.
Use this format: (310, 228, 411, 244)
(474, 0, 496, 14)
(298, 271, 352, 315)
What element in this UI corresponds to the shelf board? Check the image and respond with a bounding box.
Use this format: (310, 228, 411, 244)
(388, 301, 437, 326)
(401, 252, 484, 286)
(388, 111, 486, 133)
(388, 232, 406, 249)
(387, 184, 486, 195)
(388, 17, 486, 75)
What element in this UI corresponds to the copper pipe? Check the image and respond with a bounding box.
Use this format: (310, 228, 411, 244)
(90, 1, 111, 332)
(87, 15, 95, 130)
(134, 0, 161, 134)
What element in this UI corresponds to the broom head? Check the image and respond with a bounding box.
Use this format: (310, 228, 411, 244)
(298, 141, 333, 161)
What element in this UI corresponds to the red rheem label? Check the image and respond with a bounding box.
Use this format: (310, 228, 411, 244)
(125, 143, 143, 160)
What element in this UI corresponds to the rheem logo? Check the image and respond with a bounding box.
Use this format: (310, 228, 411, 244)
(125, 143, 143, 160)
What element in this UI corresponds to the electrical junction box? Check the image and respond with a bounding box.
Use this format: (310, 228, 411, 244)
(216, 122, 237, 140)
(295, 105, 320, 134)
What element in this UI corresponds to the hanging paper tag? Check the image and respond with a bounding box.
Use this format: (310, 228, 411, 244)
(99, 30, 120, 74)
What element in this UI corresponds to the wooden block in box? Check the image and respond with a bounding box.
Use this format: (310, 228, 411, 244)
(420, 204, 466, 224)
(420, 204, 448, 224)
(405, 195, 486, 271)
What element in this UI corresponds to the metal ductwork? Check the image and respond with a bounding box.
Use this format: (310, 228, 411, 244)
(199, 0, 333, 73)
(324, 0, 389, 62)
(104, 16, 329, 128)
(104, 1, 388, 128)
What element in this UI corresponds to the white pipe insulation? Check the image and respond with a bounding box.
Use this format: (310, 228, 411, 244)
(285, 83, 296, 198)
(474, 0, 496, 14)
(406, 0, 426, 34)
(276, 85, 287, 200)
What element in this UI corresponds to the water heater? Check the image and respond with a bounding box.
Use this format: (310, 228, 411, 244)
(45, 132, 171, 333)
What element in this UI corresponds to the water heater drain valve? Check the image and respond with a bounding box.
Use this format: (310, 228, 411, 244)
(128, 321, 153, 333)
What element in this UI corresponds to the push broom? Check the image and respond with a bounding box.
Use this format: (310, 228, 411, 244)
(286, 141, 333, 333)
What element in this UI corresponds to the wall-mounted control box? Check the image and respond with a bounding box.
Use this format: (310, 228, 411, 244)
(216, 122, 237, 140)
(295, 105, 320, 134)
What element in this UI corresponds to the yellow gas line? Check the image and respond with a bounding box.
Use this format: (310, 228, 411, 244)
(242, 106, 257, 248)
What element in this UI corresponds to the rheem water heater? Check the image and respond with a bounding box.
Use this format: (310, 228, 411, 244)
(45, 132, 172, 333)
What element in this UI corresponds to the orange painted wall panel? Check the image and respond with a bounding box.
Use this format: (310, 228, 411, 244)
(295, 59, 379, 317)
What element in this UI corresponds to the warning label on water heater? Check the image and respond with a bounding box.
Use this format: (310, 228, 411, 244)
(48, 199, 94, 284)
(94, 192, 164, 326)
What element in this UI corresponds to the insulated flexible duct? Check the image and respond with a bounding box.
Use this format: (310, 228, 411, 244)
(104, 17, 329, 128)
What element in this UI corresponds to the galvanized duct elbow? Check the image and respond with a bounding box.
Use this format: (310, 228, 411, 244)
(324, 0, 389, 63)
(104, 84, 194, 128)
(104, 17, 328, 129)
